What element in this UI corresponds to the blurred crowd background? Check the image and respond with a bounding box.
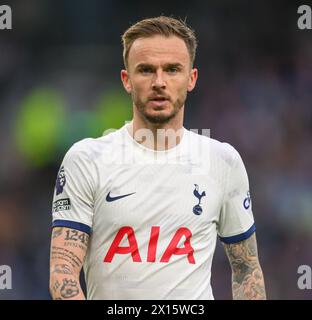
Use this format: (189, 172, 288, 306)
(0, 0, 311, 299)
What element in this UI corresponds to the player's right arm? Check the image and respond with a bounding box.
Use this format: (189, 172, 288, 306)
(49, 227, 89, 300)
(50, 143, 95, 299)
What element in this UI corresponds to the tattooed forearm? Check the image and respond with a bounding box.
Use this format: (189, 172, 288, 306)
(50, 227, 89, 300)
(223, 233, 266, 300)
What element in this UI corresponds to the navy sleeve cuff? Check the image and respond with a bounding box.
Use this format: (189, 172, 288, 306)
(219, 224, 256, 244)
(52, 219, 92, 235)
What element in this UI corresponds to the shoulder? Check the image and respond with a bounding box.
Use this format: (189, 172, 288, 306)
(64, 128, 123, 162)
(187, 129, 241, 169)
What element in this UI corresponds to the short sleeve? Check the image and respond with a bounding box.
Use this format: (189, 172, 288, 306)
(218, 146, 255, 244)
(51, 145, 96, 235)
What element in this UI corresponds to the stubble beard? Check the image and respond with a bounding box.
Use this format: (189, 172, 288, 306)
(132, 92, 187, 125)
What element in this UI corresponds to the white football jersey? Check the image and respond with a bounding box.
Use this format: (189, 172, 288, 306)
(52, 124, 255, 300)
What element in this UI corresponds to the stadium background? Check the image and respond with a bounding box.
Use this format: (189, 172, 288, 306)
(0, 0, 311, 299)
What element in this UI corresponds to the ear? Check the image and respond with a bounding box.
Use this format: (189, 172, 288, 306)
(121, 69, 132, 94)
(187, 68, 198, 92)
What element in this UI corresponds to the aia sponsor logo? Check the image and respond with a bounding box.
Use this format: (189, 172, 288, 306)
(103, 226, 195, 264)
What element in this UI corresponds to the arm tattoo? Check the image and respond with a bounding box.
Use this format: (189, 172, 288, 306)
(223, 233, 266, 300)
(60, 278, 79, 298)
(52, 280, 60, 293)
(52, 228, 89, 247)
(50, 228, 89, 270)
(64, 229, 89, 245)
(52, 227, 63, 239)
(51, 246, 83, 269)
(51, 264, 73, 275)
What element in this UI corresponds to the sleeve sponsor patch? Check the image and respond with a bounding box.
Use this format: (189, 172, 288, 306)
(53, 198, 71, 212)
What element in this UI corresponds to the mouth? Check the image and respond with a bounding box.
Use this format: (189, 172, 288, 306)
(148, 96, 170, 107)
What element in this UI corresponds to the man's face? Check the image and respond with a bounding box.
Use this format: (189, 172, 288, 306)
(121, 35, 198, 124)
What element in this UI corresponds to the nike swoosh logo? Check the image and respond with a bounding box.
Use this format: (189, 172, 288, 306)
(106, 191, 136, 202)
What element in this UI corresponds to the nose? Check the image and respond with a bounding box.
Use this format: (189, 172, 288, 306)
(152, 70, 166, 90)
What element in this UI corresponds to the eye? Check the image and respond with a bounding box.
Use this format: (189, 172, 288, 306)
(139, 67, 153, 74)
(167, 66, 179, 74)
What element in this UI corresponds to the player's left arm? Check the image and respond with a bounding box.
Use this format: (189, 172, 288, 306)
(222, 233, 266, 300)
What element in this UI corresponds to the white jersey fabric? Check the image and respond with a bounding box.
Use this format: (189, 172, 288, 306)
(52, 124, 255, 300)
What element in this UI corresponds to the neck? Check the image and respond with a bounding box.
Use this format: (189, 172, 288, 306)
(128, 108, 185, 151)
